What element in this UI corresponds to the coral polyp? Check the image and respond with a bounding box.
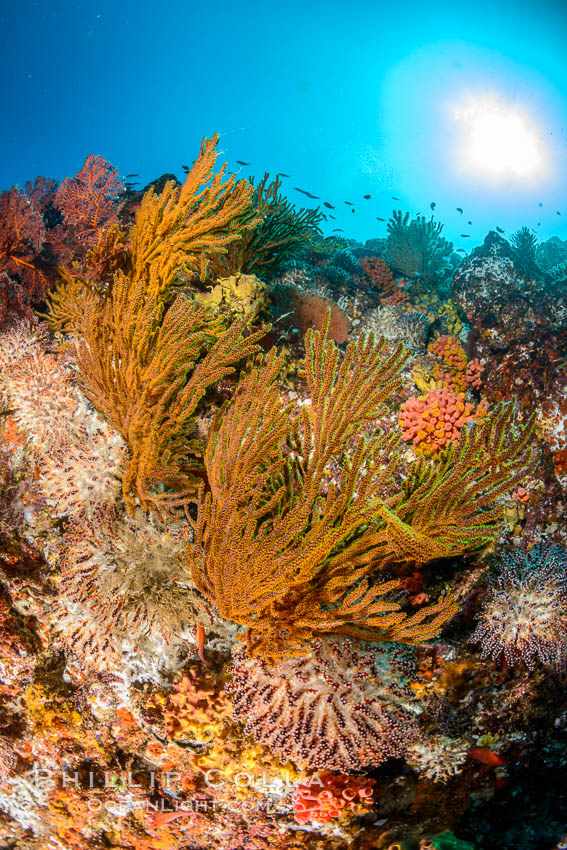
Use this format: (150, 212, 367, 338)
(472, 544, 567, 670)
(227, 639, 420, 771)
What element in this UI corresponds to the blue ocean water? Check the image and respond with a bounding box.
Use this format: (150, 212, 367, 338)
(1, 0, 566, 248)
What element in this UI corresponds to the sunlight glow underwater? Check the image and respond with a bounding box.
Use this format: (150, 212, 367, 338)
(373, 37, 567, 246)
(453, 95, 548, 181)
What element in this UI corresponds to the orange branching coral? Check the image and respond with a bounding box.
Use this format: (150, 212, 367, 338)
(77, 292, 265, 515)
(130, 133, 259, 288)
(189, 322, 450, 658)
(44, 224, 129, 335)
(43, 268, 103, 334)
(189, 314, 534, 659)
(293, 771, 375, 824)
(63, 135, 267, 515)
(399, 388, 475, 457)
(388, 401, 536, 575)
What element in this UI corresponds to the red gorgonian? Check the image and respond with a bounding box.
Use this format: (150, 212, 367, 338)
(54, 154, 124, 246)
(23, 175, 58, 215)
(0, 186, 50, 323)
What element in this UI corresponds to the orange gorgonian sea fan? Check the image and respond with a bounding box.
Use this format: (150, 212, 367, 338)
(63, 134, 264, 516)
(189, 312, 535, 660)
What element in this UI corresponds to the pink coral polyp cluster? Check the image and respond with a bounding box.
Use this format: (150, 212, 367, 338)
(399, 387, 474, 456)
(465, 358, 483, 390)
(293, 771, 375, 825)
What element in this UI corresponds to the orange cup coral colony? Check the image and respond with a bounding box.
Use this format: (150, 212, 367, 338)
(399, 387, 475, 456)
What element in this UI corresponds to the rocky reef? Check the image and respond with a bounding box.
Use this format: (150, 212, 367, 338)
(0, 138, 566, 850)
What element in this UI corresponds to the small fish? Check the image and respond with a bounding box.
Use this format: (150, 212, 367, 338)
(468, 748, 507, 768)
(539, 202, 543, 207)
(323, 201, 335, 209)
(392, 196, 400, 200)
(456, 248, 466, 253)
(125, 173, 139, 178)
(277, 172, 291, 177)
(236, 160, 251, 165)
(124, 182, 139, 188)
(376, 217, 386, 221)
(332, 228, 344, 232)
(363, 194, 371, 199)
(196, 624, 208, 666)
(460, 234, 471, 238)
(456, 207, 463, 214)
(430, 202, 436, 210)
(181, 164, 190, 169)
(351, 208, 355, 213)
(294, 187, 320, 199)
(557, 211, 562, 216)
(467, 220, 472, 225)
(496, 226, 505, 233)
(537, 221, 541, 226)
(344, 201, 354, 206)
(329, 215, 336, 219)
